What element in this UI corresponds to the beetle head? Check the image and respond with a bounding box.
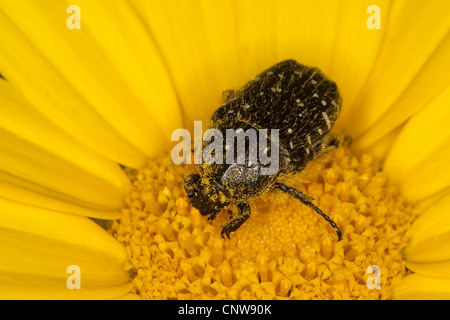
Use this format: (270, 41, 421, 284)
(184, 173, 230, 217)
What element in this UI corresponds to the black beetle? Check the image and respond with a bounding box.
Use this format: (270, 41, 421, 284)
(184, 59, 342, 240)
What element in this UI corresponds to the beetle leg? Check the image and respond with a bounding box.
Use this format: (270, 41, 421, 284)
(208, 211, 219, 221)
(311, 135, 340, 160)
(326, 137, 340, 150)
(273, 182, 342, 241)
(184, 173, 200, 198)
(221, 202, 250, 239)
(343, 135, 352, 147)
(208, 208, 233, 222)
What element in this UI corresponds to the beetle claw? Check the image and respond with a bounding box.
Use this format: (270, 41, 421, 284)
(208, 212, 219, 221)
(220, 227, 231, 239)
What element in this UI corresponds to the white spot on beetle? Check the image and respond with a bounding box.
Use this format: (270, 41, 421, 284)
(290, 141, 294, 149)
(288, 128, 293, 134)
(318, 128, 323, 135)
(321, 100, 327, 106)
(322, 112, 331, 129)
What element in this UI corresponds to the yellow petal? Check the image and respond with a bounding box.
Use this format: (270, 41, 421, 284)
(0, 129, 128, 210)
(274, 0, 340, 71)
(232, 0, 279, 75)
(0, 0, 181, 167)
(0, 10, 141, 168)
(353, 31, 450, 152)
(70, 0, 183, 142)
(406, 261, 450, 280)
(0, 197, 132, 299)
(355, 124, 403, 162)
(0, 80, 129, 214)
(413, 186, 450, 215)
(0, 171, 122, 219)
(341, 0, 450, 138)
(135, 0, 342, 124)
(384, 86, 450, 201)
(330, 0, 390, 127)
(404, 193, 450, 262)
(391, 273, 450, 300)
(134, 0, 242, 124)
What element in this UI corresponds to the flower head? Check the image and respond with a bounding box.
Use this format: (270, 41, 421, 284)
(112, 142, 414, 299)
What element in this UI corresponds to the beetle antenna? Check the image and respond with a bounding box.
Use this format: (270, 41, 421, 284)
(273, 182, 342, 241)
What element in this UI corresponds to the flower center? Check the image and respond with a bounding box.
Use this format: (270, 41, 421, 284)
(110, 141, 414, 299)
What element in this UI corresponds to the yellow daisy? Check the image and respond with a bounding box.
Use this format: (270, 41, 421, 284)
(0, 0, 449, 299)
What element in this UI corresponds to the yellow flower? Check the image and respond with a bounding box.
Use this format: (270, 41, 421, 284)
(0, 0, 449, 299)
